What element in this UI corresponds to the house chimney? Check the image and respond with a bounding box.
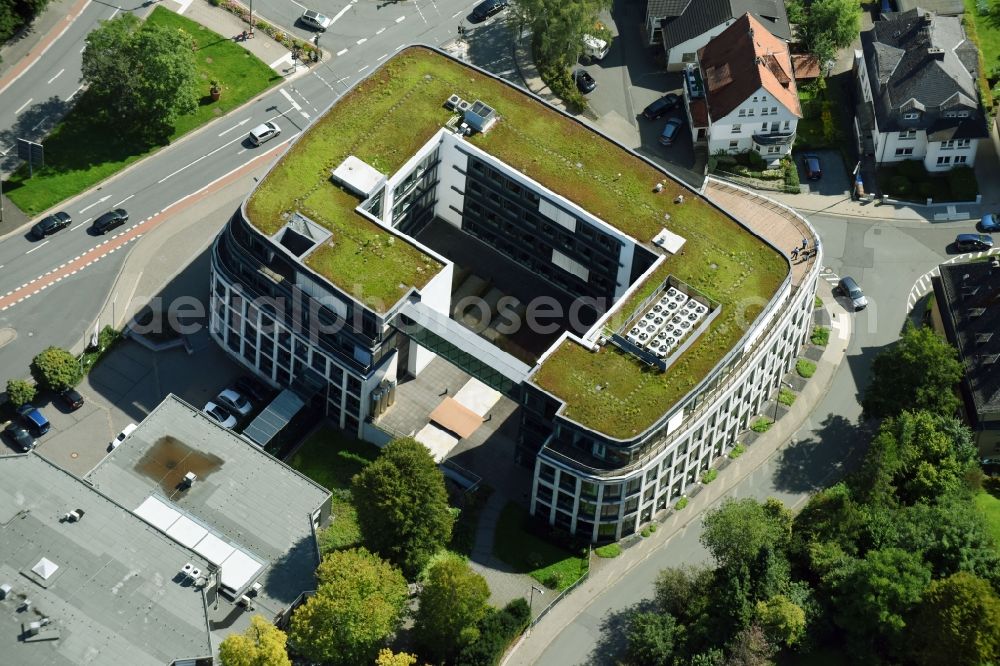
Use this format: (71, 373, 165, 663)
(927, 47, 945, 60)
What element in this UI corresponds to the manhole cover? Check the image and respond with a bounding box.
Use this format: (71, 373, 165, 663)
(70, 453, 79, 459)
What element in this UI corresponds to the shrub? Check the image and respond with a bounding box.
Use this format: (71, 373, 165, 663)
(595, 543, 621, 558)
(814, 296, 824, 308)
(782, 158, 800, 192)
(796, 359, 817, 378)
(811, 326, 830, 346)
(947, 166, 979, 201)
(456, 599, 530, 666)
(751, 417, 773, 433)
(641, 527, 651, 537)
(31, 346, 81, 391)
(537, 58, 587, 113)
(778, 387, 797, 407)
(746, 150, 766, 170)
(6, 378, 36, 407)
(701, 469, 718, 484)
(729, 444, 746, 459)
(674, 497, 689, 510)
(208, 0, 222, 5)
(648, 523, 657, 533)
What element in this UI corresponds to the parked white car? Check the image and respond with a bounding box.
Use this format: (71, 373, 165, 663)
(203, 402, 237, 429)
(110, 423, 138, 451)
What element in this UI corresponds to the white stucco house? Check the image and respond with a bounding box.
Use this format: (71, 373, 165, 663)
(684, 13, 801, 165)
(644, 0, 790, 71)
(855, 8, 987, 171)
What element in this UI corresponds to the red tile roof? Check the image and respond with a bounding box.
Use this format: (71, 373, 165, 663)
(697, 13, 801, 122)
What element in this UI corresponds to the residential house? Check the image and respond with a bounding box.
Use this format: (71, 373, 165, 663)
(855, 8, 987, 171)
(644, 0, 791, 71)
(685, 13, 802, 164)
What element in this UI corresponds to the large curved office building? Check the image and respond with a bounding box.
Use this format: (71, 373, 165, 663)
(210, 47, 820, 542)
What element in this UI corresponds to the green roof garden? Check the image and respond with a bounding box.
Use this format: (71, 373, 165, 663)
(245, 47, 787, 437)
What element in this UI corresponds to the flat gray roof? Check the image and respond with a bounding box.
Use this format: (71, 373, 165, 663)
(0, 454, 212, 666)
(84, 395, 330, 617)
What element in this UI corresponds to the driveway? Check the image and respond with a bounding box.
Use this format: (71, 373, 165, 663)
(794, 148, 852, 196)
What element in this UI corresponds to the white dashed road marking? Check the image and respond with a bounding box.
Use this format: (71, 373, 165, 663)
(906, 247, 1000, 312)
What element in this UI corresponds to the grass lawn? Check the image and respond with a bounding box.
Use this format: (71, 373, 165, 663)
(287, 426, 381, 554)
(492, 502, 588, 591)
(5, 6, 280, 216)
(287, 425, 381, 491)
(964, 0, 1000, 79)
(974, 479, 1000, 551)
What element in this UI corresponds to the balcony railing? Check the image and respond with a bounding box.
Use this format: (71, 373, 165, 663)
(752, 132, 795, 146)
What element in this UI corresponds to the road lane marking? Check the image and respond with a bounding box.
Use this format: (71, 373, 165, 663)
(15, 98, 32, 114)
(219, 118, 252, 135)
(31, 115, 48, 131)
(270, 52, 293, 68)
(47, 69, 64, 84)
(336, 48, 348, 56)
(67, 85, 84, 101)
(330, 0, 356, 25)
(158, 117, 295, 183)
(70, 219, 90, 231)
(377, 53, 389, 61)
(279, 88, 302, 111)
(356, 38, 367, 45)
(358, 65, 369, 72)
(396, 43, 405, 50)
(79, 196, 111, 214)
(396, 15, 405, 22)
(25, 241, 49, 254)
(112, 194, 134, 208)
(452, 9, 462, 17)
(376, 27, 385, 35)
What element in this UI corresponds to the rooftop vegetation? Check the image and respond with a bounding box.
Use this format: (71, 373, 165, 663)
(248, 47, 785, 435)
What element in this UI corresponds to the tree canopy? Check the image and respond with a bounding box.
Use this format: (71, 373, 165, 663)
(415, 554, 490, 662)
(352, 437, 453, 576)
(907, 572, 1000, 666)
(5, 378, 36, 407)
(218, 615, 290, 666)
(81, 13, 198, 139)
(862, 322, 963, 419)
(700, 498, 790, 572)
(512, 0, 610, 64)
(289, 548, 408, 665)
(30, 346, 81, 391)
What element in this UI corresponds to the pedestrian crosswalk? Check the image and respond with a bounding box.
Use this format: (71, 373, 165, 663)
(905, 247, 1000, 312)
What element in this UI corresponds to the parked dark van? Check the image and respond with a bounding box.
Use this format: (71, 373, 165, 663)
(471, 0, 507, 22)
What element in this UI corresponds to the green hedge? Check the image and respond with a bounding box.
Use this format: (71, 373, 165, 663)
(456, 598, 531, 666)
(796, 359, 817, 378)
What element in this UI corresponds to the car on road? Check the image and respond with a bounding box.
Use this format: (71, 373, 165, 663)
(575, 70, 597, 94)
(30, 211, 72, 239)
(92, 209, 129, 234)
(235, 375, 272, 404)
(203, 402, 237, 429)
(216, 388, 252, 418)
(4, 422, 35, 452)
(300, 9, 332, 31)
(803, 154, 822, 181)
(979, 214, 1000, 232)
(955, 233, 994, 252)
(836, 276, 868, 311)
(658, 117, 684, 146)
(110, 423, 138, 451)
(642, 93, 680, 120)
(17, 403, 50, 435)
(59, 388, 84, 411)
(249, 121, 281, 147)
(471, 0, 508, 22)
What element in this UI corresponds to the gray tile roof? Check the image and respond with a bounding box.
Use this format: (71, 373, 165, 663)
(659, 0, 790, 50)
(861, 8, 986, 136)
(0, 454, 213, 666)
(895, 0, 964, 15)
(84, 395, 330, 614)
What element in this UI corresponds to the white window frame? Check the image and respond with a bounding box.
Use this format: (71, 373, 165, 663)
(732, 124, 742, 134)
(894, 147, 913, 156)
(903, 112, 919, 120)
(738, 109, 746, 117)
(936, 156, 952, 165)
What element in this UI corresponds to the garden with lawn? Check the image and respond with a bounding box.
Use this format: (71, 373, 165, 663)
(493, 502, 589, 591)
(975, 478, 1000, 551)
(5, 6, 281, 216)
(876, 160, 979, 203)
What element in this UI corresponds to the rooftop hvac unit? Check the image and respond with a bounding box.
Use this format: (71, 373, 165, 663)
(445, 94, 462, 110)
(456, 100, 471, 113)
(183, 472, 197, 487)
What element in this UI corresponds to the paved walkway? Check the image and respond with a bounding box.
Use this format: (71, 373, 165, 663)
(468, 490, 534, 608)
(505, 280, 850, 664)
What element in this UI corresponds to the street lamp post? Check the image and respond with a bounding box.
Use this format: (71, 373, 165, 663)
(527, 584, 544, 635)
(772, 381, 793, 423)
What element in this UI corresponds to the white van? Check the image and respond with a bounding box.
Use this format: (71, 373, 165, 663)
(583, 34, 609, 61)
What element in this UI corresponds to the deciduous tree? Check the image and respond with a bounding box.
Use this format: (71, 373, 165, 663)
(700, 498, 789, 572)
(5, 378, 36, 407)
(81, 13, 198, 139)
(352, 437, 453, 576)
(415, 555, 490, 662)
(907, 572, 1000, 666)
(30, 346, 81, 391)
(755, 595, 806, 648)
(862, 322, 963, 419)
(832, 547, 930, 641)
(289, 548, 408, 665)
(375, 649, 417, 666)
(626, 611, 679, 666)
(218, 615, 290, 666)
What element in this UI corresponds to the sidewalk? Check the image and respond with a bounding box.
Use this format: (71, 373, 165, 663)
(505, 281, 851, 665)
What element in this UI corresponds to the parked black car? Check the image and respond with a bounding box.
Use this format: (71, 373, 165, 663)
(575, 70, 597, 94)
(4, 422, 35, 451)
(471, 0, 507, 22)
(955, 233, 994, 252)
(92, 209, 129, 234)
(30, 211, 72, 239)
(803, 154, 822, 181)
(235, 375, 273, 404)
(642, 93, 680, 120)
(60, 388, 84, 410)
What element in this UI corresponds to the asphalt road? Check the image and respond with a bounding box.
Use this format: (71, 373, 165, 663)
(528, 212, 976, 665)
(0, 0, 501, 382)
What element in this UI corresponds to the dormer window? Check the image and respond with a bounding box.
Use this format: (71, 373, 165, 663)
(944, 110, 971, 118)
(903, 112, 919, 120)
